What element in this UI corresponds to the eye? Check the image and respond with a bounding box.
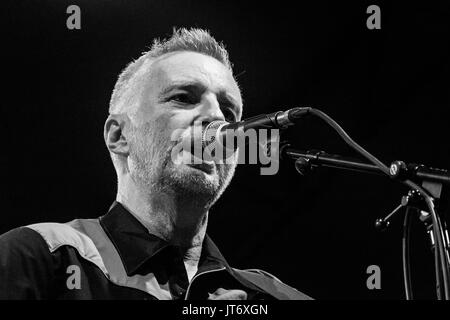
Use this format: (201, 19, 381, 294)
(222, 107, 237, 123)
(170, 93, 196, 105)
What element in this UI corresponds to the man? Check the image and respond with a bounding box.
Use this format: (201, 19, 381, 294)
(0, 28, 311, 300)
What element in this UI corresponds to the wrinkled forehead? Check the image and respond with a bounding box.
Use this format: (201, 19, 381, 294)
(146, 51, 243, 106)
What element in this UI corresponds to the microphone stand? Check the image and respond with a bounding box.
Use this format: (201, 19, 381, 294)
(230, 106, 449, 298)
(280, 144, 450, 299)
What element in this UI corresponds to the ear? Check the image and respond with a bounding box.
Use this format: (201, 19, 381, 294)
(104, 114, 129, 157)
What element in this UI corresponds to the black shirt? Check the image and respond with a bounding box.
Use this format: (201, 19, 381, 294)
(0, 202, 311, 300)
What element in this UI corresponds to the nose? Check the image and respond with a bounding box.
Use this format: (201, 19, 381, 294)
(196, 93, 226, 124)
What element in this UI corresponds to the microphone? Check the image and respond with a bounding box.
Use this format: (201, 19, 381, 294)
(201, 107, 311, 150)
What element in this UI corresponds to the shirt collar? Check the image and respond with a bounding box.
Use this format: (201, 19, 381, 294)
(99, 201, 229, 276)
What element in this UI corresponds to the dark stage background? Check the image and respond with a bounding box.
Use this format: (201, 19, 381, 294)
(4, 0, 450, 299)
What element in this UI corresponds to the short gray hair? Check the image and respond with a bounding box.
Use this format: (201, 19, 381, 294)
(109, 28, 233, 116)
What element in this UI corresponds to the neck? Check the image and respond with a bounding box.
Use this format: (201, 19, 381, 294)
(116, 173, 209, 265)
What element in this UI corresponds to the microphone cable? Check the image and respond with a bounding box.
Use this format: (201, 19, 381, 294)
(289, 107, 450, 299)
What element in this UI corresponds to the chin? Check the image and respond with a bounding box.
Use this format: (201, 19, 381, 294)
(165, 165, 219, 197)
(163, 162, 235, 205)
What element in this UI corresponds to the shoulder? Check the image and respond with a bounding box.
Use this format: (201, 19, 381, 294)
(0, 222, 88, 263)
(0, 222, 88, 253)
(22, 221, 107, 274)
(25, 222, 92, 253)
(0, 221, 105, 271)
(0, 225, 50, 255)
(0, 226, 60, 299)
(233, 268, 313, 300)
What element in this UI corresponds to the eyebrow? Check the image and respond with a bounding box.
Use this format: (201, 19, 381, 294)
(159, 81, 207, 98)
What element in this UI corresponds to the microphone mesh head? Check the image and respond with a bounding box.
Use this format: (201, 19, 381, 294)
(202, 120, 228, 149)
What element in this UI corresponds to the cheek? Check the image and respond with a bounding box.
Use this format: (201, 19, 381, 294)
(132, 110, 198, 158)
(163, 111, 199, 144)
(167, 111, 197, 131)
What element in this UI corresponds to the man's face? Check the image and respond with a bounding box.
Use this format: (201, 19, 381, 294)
(127, 51, 243, 205)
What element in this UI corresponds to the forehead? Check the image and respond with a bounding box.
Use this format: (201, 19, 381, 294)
(147, 51, 242, 103)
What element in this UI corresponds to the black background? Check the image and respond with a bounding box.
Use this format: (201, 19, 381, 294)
(3, 0, 450, 299)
